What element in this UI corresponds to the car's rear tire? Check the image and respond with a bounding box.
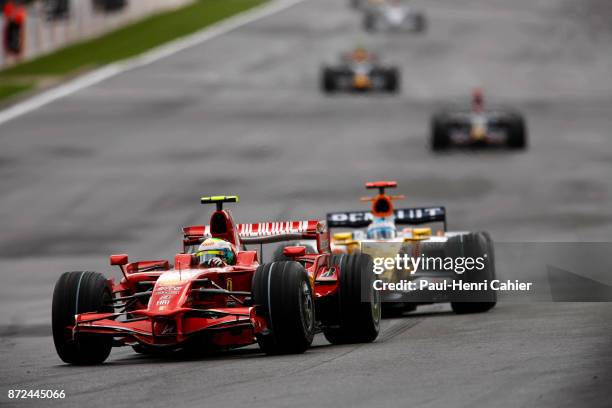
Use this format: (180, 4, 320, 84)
(449, 232, 497, 314)
(506, 114, 527, 149)
(431, 113, 451, 150)
(252, 262, 315, 354)
(52, 271, 113, 365)
(322, 67, 337, 93)
(323, 253, 381, 344)
(385, 68, 400, 93)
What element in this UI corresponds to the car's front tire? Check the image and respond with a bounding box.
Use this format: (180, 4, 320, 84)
(52, 271, 113, 365)
(431, 112, 451, 150)
(506, 114, 527, 149)
(252, 262, 315, 354)
(323, 253, 381, 344)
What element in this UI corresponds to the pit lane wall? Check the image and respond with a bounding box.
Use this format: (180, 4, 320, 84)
(1, 0, 192, 69)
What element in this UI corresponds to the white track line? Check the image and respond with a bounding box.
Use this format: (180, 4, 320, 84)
(0, 0, 307, 127)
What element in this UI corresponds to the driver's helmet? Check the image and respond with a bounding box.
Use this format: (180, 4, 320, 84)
(352, 46, 369, 62)
(367, 219, 397, 240)
(472, 88, 484, 111)
(196, 238, 237, 265)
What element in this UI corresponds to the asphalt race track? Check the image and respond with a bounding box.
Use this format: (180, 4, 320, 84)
(1, 0, 612, 407)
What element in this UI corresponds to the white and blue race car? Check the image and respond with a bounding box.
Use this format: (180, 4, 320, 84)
(362, 0, 427, 33)
(326, 181, 497, 316)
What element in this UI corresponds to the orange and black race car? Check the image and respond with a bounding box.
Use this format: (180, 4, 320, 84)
(431, 89, 527, 150)
(321, 47, 400, 93)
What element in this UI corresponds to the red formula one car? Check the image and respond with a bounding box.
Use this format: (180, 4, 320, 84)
(52, 196, 380, 365)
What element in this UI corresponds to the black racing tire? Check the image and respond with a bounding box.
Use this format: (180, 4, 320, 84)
(385, 68, 400, 93)
(322, 67, 337, 93)
(52, 271, 113, 365)
(431, 112, 451, 150)
(413, 13, 427, 33)
(449, 232, 497, 314)
(323, 253, 381, 344)
(252, 262, 315, 354)
(506, 114, 527, 149)
(272, 242, 317, 262)
(364, 13, 376, 32)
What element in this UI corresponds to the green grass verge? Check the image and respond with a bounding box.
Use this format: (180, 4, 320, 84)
(0, 0, 267, 102)
(0, 82, 34, 100)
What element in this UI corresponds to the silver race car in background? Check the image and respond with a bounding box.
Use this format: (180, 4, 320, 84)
(321, 47, 400, 93)
(362, 0, 427, 33)
(430, 89, 528, 150)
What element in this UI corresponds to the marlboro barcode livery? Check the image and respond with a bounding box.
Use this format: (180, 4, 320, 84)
(183, 220, 323, 240)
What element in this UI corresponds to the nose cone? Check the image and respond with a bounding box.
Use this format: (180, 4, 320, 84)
(149, 282, 189, 312)
(353, 73, 371, 89)
(149, 270, 197, 312)
(472, 124, 487, 140)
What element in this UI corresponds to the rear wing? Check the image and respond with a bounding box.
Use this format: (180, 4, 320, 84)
(183, 220, 330, 252)
(326, 207, 447, 231)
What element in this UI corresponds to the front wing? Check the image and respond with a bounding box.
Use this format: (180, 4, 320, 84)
(74, 306, 267, 348)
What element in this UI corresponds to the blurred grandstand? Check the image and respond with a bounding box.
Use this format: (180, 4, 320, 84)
(1, 0, 191, 67)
